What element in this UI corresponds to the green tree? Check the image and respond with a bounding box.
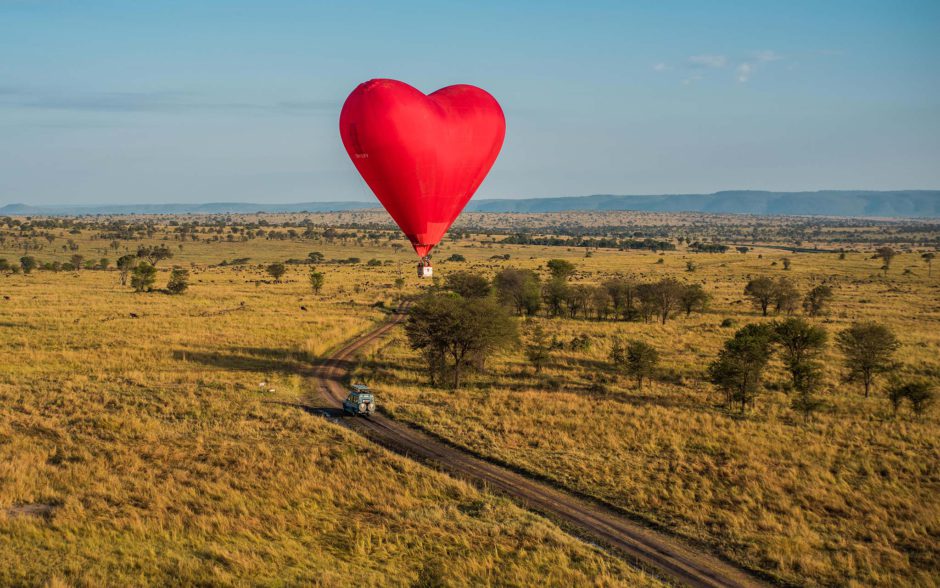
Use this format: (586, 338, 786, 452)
(307, 251, 325, 263)
(19, 256, 37, 274)
(117, 254, 136, 286)
(637, 278, 684, 324)
(137, 244, 173, 266)
(836, 322, 899, 397)
(546, 259, 576, 281)
(309, 268, 325, 294)
(708, 324, 776, 413)
(803, 284, 834, 316)
(773, 318, 828, 419)
(405, 293, 517, 389)
(444, 271, 490, 299)
(525, 323, 551, 374)
(70, 254, 84, 271)
(131, 262, 157, 293)
(603, 278, 637, 320)
(744, 276, 776, 316)
(494, 268, 541, 316)
(772, 277, 800, 315)
(267, 262, 286, 283)
(166, 267, 189, 294)
(611, 338, 659, 389)
(679, 283, 709, 317)
(874, 247, 896, 274)
(922, 252, 936, 277)
(543, 278, 569, 317)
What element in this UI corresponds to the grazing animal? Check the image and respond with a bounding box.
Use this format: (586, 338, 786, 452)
(129, 313, 139, 318)
(300, 306, 307, 311)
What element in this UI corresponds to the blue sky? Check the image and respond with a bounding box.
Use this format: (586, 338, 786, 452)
(1, 0, 938, 205)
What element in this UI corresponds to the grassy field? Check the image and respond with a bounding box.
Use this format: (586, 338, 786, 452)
(360, 246, 940, 587)
(0, 265, 658, 586)
(1, 213, 938, 586)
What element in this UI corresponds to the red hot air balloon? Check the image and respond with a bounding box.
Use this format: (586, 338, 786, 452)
(339, 79, 505, 277)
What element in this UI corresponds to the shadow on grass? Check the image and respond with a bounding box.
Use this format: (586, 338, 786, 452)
(173, 348, 313, 375)
(262, 399, 346, 419)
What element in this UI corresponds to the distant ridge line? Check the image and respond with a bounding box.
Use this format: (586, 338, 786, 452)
(2, 190, 938, 218)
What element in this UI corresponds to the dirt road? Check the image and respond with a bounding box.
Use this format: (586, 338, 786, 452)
(314, 310, 768, 588)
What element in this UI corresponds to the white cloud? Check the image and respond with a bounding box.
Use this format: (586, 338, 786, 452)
(754, 50, 783, 62)
(688, 54, 727, 68)
(736, 63, 753, 83)
(652, 62, 669, 72)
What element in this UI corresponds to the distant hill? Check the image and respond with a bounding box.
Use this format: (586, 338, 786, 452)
(468, 190, 940, 217)
(2, 190, 938, 217)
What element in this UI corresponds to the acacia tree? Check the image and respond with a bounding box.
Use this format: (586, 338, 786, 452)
(923, 252, 936, 277)
(611, 338, 659, 389)
(444, 271, 490, 299)
(19, 256, 37, 274)
(636, 278, 684, 324)
(708, 324, 775, 413)
(542, 278, 569, 317)
(117, 254, 136, 286)
(772, 277, 801, 315)
(309, 268, 325, 294)
(525, 323, 551, 374)
(874, 247, 896, 274)
(137, 244, 173, 266)
(166, 267, 189, 294)
(744, 277, 776, 316)
(131, 262, 157, 292)
(604, 277, 637, 321)
(494, 268, 541, 316)
(405, 293, 517, 389)
(836, 322, 899, 397)
(774, 318, 827, 418)
(803, 284, 834, 316)
(266, 262, 286, 283)
(679, 283, 709, 317)
(546, 259, 576, 281)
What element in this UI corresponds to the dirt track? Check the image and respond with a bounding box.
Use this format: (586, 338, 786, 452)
(314, 310, 768, 588)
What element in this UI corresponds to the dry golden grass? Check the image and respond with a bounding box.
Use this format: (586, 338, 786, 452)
(0, 265, 659, 586)
(361, 246, 940, 587)
(2, 216, 938, 586)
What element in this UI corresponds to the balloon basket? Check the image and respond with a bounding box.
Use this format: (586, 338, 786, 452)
(417, 258, 433, 278)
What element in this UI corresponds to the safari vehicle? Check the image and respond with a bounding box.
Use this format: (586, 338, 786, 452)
(342, 384, 376, 416)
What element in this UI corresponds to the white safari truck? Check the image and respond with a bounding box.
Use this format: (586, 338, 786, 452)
(342, 384, 376, 416)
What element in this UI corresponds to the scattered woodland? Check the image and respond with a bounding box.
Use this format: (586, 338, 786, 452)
(1, 211, 938, 587)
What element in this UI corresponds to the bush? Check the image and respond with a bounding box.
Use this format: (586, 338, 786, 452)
(166, 267, 189, 295)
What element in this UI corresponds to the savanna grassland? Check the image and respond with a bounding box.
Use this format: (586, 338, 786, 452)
(361, 242, 940, 586)
(1, 211, 938, 587)
(0, 220, 659, 587)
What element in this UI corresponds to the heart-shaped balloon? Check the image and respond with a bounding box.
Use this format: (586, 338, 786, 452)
(339, 79, 505, 258)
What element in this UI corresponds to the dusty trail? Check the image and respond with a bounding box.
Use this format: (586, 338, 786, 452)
(314, 309, 768, 588)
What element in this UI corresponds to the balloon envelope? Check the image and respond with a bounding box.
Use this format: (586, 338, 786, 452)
(339, 79, 505, 258)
